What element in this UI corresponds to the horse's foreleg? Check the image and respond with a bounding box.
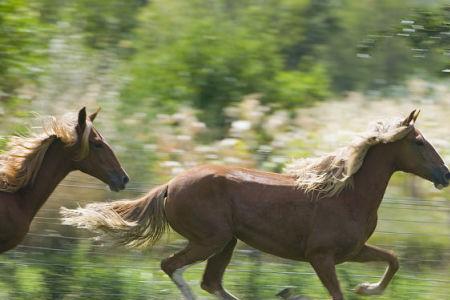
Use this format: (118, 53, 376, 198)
(309, 253, 344, 300)
(201, 238, 239, 300)
(350, 244, 399, 295)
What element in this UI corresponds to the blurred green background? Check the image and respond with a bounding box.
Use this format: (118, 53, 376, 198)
(0, 0, 449, 299)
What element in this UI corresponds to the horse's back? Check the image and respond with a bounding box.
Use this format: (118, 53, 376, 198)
(166, 164, 299, 205)
(169, 164, 296, 186)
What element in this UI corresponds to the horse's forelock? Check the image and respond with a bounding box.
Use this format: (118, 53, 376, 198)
(48, 112, 93, 160)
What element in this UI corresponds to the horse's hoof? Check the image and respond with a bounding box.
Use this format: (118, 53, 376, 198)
(212, 289, 240, 300)
(277, 288, 293, 298)
(276, 288, 310, 300)
(354, 282, 383, 295)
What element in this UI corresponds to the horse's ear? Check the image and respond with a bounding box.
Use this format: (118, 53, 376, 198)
(78, 107, 87, 130)
(402, 109, 419, 126)
(89, 107, 101, 122)
(412, 109, 420, 123)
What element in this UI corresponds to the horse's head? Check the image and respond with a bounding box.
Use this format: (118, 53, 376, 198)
(70, 107, 129, 192)
(394, 110, 449, 190)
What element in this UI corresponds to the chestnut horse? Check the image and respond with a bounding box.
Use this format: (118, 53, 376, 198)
(0, 107, 128, 253)
(62, 110, 449, 300)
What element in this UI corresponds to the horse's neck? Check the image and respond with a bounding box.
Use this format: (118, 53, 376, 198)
(350, 143, 396, 215)
(19, 141, 73, 219)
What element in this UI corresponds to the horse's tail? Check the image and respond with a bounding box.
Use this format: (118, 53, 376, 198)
(60, 184, 169, 248)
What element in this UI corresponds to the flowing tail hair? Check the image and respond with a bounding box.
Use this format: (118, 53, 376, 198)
(60, 184, 169, 248)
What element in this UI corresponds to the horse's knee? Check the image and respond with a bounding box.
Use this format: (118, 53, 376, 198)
(390, 256, 399, 272)
(161, 257, 177, 276)
(387, 250, 399, 271)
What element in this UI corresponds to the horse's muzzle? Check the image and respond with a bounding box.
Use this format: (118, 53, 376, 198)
(108, 173, 129, 192)
(433, 168, 450, 190)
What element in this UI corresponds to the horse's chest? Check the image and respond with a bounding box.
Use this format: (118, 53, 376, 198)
(365, 214, 378, 237)
(308, 219, 362, 250)
(307, 217, 373, 261)
(334, 217, 379, 261)
(0, 204, 30, 249)
(0, 222, 29, 253)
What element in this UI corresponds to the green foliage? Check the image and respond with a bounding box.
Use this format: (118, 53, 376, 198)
(0, 0, 46, 97)
(121, 0, 284, 128)
(120, 0, 448, 128)
(15, 267, 46, 299)
(34, 0, 144, 53)
(350, 2, 450, 86)
(1, 0, 448, 127)
(70, 0, 144, 53)
(326, 0, 416, 91)
(274, 65, 331, 107)
(120, 0, 358, 129)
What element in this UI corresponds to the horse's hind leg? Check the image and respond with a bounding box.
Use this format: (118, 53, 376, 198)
(201, 238, 238, 300)
(161, 241, 229, 300)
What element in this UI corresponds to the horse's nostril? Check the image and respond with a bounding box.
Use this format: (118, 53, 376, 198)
(123, 175, 129, 185)
(445, 173, 450, 180)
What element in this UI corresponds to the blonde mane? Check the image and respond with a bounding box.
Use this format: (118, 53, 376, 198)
(285, 118, 415, 199)
(0, 113, 92, 193)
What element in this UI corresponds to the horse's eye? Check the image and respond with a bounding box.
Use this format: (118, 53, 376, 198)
(415, 139, 424, 146)
(94, 143, 103, 149)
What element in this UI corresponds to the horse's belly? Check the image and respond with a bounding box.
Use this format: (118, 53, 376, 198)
(237, 235, 308, 261)
(234, 219, 309, 261)
(229, 186, 313, 260)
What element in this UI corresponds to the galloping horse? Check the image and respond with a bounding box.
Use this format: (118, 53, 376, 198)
(0, 107, 128, 253)
(62, 110, 449, 300)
